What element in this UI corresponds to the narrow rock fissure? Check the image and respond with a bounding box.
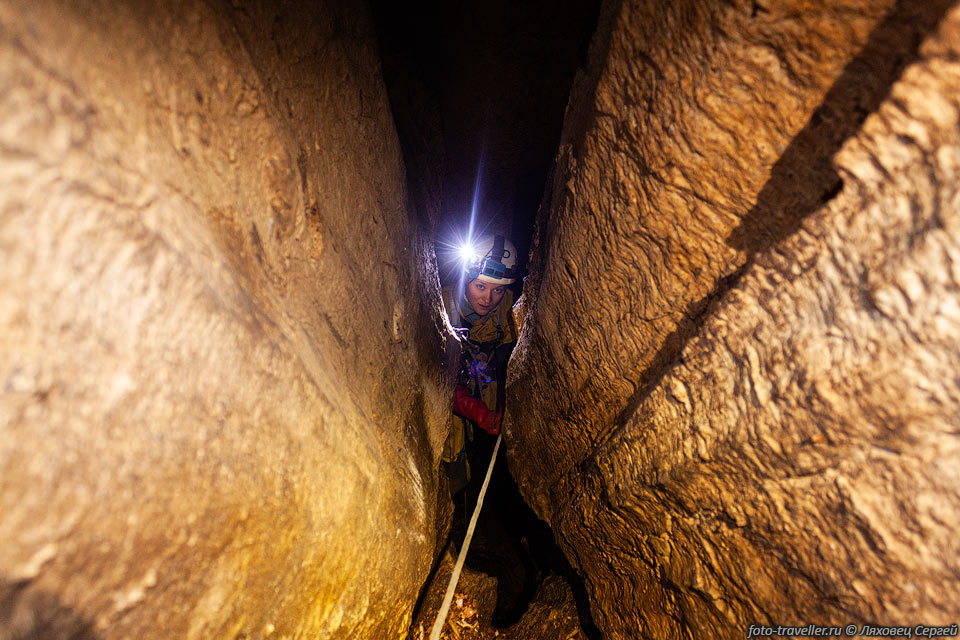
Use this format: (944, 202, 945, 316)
(449, 435, 602, 633)
(3, 0, 960, 638)
(372, 1, 607, 635)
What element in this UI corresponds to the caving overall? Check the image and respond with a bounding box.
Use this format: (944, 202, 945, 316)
(441, 283, 541, 627)
(441, 285, 516, 495)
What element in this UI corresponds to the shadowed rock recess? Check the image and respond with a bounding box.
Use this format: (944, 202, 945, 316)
(4, 0, 960, 638)
(506, 0, 960, 638)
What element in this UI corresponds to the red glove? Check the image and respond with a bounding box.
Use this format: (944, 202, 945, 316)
(452, 385, 501, 435)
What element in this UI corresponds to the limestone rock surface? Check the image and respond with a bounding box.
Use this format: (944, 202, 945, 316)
(0, 0, 457, 637)
(409, 551, 588, 640)
(409, 549, 499, 639)
(507, 0, 960, 637)
(496, 576, 588, 640)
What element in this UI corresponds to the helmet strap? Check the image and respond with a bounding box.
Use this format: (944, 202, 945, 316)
(491, 235, 505, 261)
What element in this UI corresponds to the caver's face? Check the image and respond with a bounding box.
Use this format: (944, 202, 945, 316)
(465, 279, 506, 316)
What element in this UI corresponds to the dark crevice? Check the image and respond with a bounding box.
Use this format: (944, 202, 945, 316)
(371, 0, 603, 281)
(372, 0, 604, 632)
(594, 261, 749, 464)
(0, 579, 103, 640)
(450, 432, 603, 636)
(727, 0, 955, 256)
(406, 535, 451, 632)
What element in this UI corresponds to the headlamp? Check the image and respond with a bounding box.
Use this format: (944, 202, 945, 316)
(459, 234, 515, 283)
(458, 242, 479, 265)
(479, 260, 506, 278)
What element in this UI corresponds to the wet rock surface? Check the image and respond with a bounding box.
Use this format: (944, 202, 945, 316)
(507, 0, 960, 638)
(0, 0, 457, 637)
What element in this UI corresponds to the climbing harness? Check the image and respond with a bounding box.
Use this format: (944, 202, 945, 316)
(429, 432, 502, 640)
(452, 291, 507, 416)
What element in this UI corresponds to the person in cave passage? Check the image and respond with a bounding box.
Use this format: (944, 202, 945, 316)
(441, 233, 517, 467)
(440, 233, 542, 627)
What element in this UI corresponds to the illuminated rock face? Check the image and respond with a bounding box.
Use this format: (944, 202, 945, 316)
(507, 0, 960, 637)
(0, 0, 457, 638)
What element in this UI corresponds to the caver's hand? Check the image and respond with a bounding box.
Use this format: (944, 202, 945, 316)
(478, 409, 501, 436)
(452, 385, 499, 435)
(467, 358, 493, 384)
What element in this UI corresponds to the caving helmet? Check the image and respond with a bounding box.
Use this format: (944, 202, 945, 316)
(462, 233, 517, 285)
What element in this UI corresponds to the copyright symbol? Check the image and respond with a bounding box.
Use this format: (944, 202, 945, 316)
(846, 624, 858, 636)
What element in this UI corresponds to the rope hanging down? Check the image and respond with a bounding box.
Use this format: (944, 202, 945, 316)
(429, 433, 502, 640)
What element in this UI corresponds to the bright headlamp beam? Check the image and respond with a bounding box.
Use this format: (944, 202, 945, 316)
(459, 243, 478, 264)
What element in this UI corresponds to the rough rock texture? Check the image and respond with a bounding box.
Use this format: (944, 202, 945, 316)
(0, 0, 457, 638)
(507, 0, 960, 637)
(410, 551, 587, 640)
(497, 576, 588, 640)
(409, 549, 498, 639)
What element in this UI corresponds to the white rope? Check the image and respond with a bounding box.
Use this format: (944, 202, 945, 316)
(429, 433, 502, 640)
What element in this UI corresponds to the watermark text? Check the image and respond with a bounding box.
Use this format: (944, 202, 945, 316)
(745, 624, 959, 639)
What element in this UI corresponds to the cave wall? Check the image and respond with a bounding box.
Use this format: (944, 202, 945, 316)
(507, 0, 960, 637)
(0, 0, 458, 638)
